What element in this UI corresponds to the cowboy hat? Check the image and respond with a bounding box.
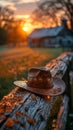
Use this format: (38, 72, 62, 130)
(14, 67, 66, 96)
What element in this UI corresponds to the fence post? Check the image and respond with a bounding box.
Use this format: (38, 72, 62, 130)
(63, 64, 72, 109)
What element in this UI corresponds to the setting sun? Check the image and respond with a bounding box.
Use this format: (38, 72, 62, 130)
(22, 22, 34, 33)
(23, 26, 29, 32)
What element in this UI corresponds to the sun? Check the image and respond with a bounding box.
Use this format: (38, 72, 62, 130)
(23, 26, 29, 32)
(22, 23, 33, 33)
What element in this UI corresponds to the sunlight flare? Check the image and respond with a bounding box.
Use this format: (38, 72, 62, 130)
(23, 26, 29, 32)
(22, 23, 33, 33)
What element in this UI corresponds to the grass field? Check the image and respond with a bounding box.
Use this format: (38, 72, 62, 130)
(0, 45, 11, 52)
(34, 47, 63, 60)
(0, 47, 63, 100)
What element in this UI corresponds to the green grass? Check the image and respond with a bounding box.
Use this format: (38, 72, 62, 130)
(33, 47, 63, 59)
(0, 71, 28, 99)
(0, 77, 15, 99)
(0, 45, 11, 52)
(33, 48, 63, 66)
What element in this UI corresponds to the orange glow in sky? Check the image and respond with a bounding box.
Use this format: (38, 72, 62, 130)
(22, 20, 44, 34)
(17, 14, 47, 34)
(16, 14, 30, 19)
(23, 26, 29, 32)
(22, 23, 33, 33)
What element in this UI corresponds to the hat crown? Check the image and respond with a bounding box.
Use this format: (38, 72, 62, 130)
(28, 67, 51, 78)
(27, 67, 53, 89)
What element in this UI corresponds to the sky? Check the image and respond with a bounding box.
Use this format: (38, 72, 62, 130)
(0, 0, 45, 19)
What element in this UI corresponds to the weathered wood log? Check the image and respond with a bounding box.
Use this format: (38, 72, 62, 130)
(0, 52, 73, 130)
(56, 95, 69, 130)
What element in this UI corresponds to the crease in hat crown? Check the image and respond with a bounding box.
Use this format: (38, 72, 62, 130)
(28, 67, 50, 78)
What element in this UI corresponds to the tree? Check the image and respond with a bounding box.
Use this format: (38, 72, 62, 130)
(0, 6, 27, 46)
(0, 27, 8, 45)
(0, 6, 14, 45)
(8, 20, 27, 46)
(31, 0, 73, 29)
(0, 6, 14, 30)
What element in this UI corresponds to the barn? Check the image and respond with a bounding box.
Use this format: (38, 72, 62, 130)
(28, 19, 73, 48)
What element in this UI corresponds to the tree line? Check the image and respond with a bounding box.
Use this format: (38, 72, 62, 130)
(31, 0, 73, 30)
(0, 6, 27, 46)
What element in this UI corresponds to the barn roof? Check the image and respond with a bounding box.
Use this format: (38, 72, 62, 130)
(28, 26, 64, 39)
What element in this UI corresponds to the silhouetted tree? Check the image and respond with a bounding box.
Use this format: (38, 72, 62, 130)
(0, 6, 14, 30)
(0, 6, 27, 46)
(0, 6, 14, 45)
(8, 20, 27, 46)
(32, 0, 73, 29)
(0, 27, 8, 45)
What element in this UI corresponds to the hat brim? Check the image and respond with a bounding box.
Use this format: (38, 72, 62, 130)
(14, 78, 66, 96)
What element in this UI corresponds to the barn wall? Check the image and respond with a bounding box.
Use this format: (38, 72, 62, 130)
(28, 37, 58, 48)
(28, 34, 73, 48)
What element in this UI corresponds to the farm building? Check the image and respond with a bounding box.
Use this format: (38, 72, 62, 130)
(28, 19, 73, 48)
